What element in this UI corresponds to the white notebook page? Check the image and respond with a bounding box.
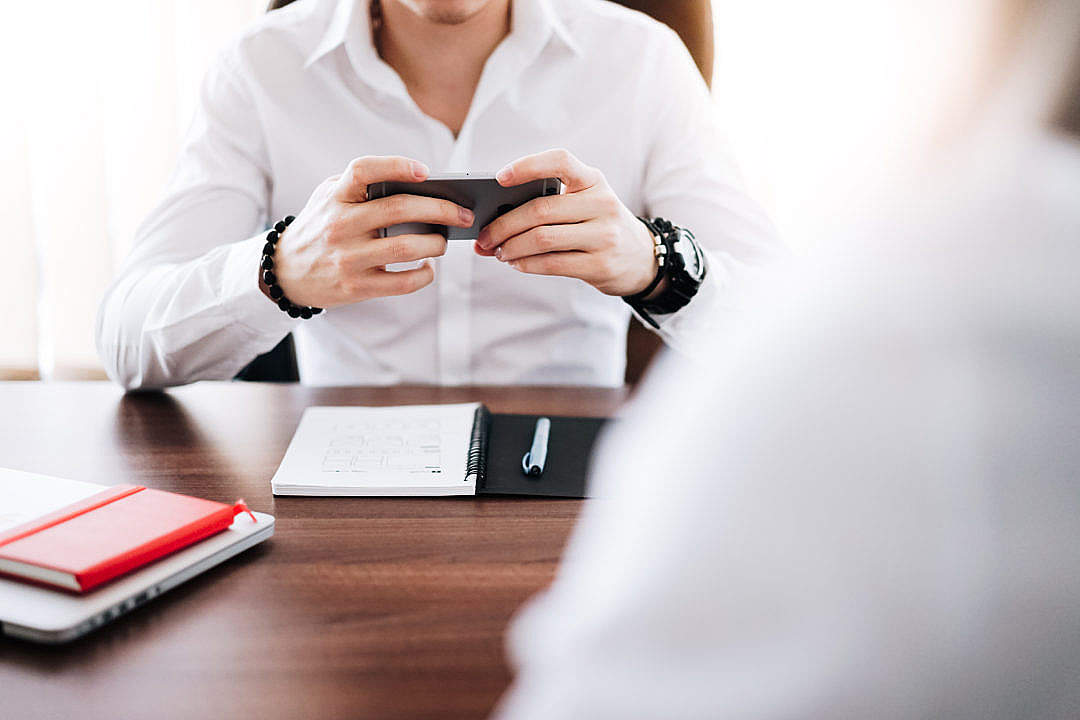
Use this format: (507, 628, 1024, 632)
(0, 468, 106, 533)
(271, 403, 482, 496)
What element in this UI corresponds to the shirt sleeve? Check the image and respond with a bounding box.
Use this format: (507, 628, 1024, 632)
(95, 50, 298, 390)
(637, 27, 785, 357)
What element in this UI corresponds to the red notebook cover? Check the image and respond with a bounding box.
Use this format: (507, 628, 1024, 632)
(0, 485, 252, 593)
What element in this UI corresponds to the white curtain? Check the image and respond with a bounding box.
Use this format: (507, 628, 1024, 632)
(2, 0, 266, 380)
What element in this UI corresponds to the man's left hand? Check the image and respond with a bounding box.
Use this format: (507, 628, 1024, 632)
(475, 149, 658, 297)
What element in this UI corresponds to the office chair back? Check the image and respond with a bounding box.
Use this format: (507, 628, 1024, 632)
(240, 0, 714, 383)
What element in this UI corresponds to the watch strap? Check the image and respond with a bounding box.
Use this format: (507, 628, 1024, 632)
(622, 217, 706, 326)
(624, 217, 667, 301)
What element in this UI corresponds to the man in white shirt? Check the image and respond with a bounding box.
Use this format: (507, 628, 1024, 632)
(95, 0, 777, 390)
(496, 0, 1080, 717)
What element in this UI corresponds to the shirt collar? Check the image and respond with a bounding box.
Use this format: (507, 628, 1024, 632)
(516, 0, 582, 57)
(305, 0, 366, 69)
(304, 0, 581, 70)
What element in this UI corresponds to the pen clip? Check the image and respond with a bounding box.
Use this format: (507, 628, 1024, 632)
(521, 417, 551, 478)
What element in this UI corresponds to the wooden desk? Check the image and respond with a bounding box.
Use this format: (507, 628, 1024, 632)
(0, 382, 626, 720)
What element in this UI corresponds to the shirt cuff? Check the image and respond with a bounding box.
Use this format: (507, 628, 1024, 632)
(221, 233, 302, 339)
(628, 245, 728, 357)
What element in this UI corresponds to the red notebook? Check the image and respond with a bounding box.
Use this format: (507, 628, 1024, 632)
(0, 485, 254, 593)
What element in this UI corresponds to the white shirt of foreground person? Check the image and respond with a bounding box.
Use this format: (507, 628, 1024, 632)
(95, 0, 776, 389)
(494, 124, 1080, 717)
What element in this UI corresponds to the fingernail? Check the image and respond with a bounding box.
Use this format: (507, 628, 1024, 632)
(477, 228, 491, 248)
(495, 165, 513, 184)
(494, 247, 503, 260)
(411, 161, 429, 179)
(507, 260, 520, 270)
(459, 206, 474, 225)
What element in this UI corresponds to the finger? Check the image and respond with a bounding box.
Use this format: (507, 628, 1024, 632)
(494, 223, 597, 263)
(334, 156, 430, 203)
(473, 241, 495, 257)
(477, 192, 594, 250)
(506, 250, 594, 280)
(359, 193, 475, 229)
(495, 148, 602, 193)
(361, 233, 448, 267)
(365, 262, 436, 298)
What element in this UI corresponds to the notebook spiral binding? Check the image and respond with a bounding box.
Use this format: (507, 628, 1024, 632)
(466, 405, 492, 487)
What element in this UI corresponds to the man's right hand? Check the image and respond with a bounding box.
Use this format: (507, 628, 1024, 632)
(267, 156, 474, 309)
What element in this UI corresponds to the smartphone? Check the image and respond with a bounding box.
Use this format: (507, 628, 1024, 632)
(366, 172, 564, 241)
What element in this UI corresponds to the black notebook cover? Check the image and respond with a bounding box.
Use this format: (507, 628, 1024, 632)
(474, 412, 609, 498)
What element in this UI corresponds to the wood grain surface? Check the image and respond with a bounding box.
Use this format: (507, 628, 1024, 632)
(0, 382, 627, 720)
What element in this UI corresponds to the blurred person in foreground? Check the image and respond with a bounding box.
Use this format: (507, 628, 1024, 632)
(495, 0, 1080, 717)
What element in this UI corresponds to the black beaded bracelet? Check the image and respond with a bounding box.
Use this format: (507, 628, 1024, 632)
(260, 215, 323, 320)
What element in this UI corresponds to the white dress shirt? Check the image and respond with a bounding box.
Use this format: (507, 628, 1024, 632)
(495, 128, 1080, 719)
(95, 0, 778, 390)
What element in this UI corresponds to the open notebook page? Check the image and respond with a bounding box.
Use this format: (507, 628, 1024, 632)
(271, 403, 482, 496)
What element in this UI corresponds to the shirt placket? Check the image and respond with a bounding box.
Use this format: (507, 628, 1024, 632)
(347, 19, 542, 385)
(350, 61, 468, 384)
(435, 144, 474, 385)
(434, 42, 530, 385)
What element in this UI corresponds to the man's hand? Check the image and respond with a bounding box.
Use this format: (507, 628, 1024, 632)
(269, 156, 475, 309)
(474, 149, 657, 297)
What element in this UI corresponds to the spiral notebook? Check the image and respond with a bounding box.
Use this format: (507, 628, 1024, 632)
(271, 403, 607, 498)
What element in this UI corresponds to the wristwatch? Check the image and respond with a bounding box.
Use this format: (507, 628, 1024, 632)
(622, 217, 707, 328)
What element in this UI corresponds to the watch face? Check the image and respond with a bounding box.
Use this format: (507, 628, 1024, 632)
(674, 231, 705, 280)
(636, 223, 704, 317)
